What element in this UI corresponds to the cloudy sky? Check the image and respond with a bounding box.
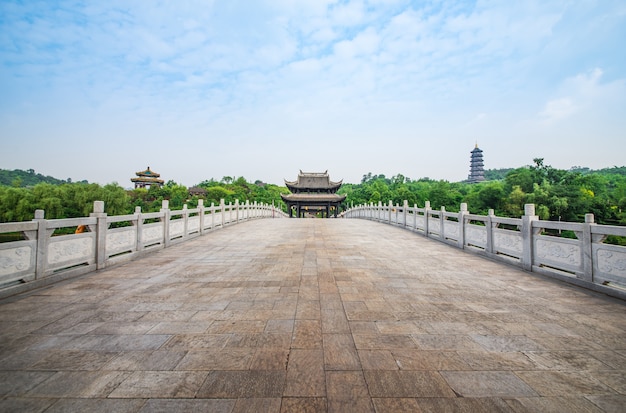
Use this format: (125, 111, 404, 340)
(1, 0, 625, 187)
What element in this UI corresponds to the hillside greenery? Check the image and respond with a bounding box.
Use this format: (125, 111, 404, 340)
(339, 160, 626, 226)
(1, 161, 625, 229)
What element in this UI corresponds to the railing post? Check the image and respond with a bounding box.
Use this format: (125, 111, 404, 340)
(521, 204, 538, 271)
(235, 200, 240, 223)
(211, 202, 216, 229)
(458, 203, 468, 248)
(220, 199, 225, 227)
(33, 209, 49, 280)
(198, 199, 205, 234)
(581, 213, 595, 282)
(403, 200, 408, 228)
(424, 201, 431, 237)
(91, 201, 107, 270)
(134, 206, 143, 251)
(388, 200, 393, 224)
(486, 209, 495, 254)
(162, 200, 171, 247)
(182, 204, 189, 238)
(440, 206, 446, 240)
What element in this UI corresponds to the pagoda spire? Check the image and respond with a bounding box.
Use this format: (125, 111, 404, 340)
(468, 144, 485, 183)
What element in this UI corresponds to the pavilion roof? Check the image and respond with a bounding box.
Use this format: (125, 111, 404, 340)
(280, 193, 346, 202)
(284, 170, 343, 191)
(135, 166, 161, 178)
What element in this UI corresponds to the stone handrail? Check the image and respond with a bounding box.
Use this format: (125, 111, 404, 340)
(342, 200, 626, 301)
(0, 199, 287, 298)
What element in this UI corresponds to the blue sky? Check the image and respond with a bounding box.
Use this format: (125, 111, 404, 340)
(1, 0, 625, 188)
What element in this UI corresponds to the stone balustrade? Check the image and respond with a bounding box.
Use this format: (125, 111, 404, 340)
(343, 201, 626, 300)
(0, 199, 287, 298)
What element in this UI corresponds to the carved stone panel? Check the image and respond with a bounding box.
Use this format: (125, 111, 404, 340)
(535, 237, 581, 270)
(170, 220, 184, 238)
(465, 226, 487, 248)
(0, 245, 34, 279)
(415, 216, 425, 230)
(494, 230, 523, 255)
(188, 217, 200, 232)
(106, 229, 137, 254)
(444, 221, 458, 239)
(428, 218, 440, 233)
(143, 224, 163, 244)
(47, 237, 94, 266)
(596, 248, 626, 279)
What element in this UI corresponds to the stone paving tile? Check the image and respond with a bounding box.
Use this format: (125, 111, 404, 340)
(232, 398, 282, 413)
(392, 349, 472, 371)
(175, 348, 254, 370)
(30, 350, 119, 371)
(0, 371, 56, 396)
(371, 398, 421, 413)
(417, 397, 515, 413)
(196, 370, 286, 398)
(364, 370, 456, 398)
(104, 350, 186, 371)
(440, 371, 539, 397)
(284, 349, 326, 397)
(0, 397, 57, 413)
(138, 398, 234, 413)
(280, 397, 327, 413)
(108, 371, 207, 398)
(584, 395, 626, 413)
(322, 334, 361, 370)
(358, 349, 399, 370)
(515, 370, 617, 396)
(504, 396, 606, 413)
(291, 319, 323, 349)
(44, 398, 147, 413)
(27, 370, 130, 398)
(1, 219, 625, 412)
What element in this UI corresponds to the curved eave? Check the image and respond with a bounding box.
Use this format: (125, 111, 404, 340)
(281, 193, 346, 202)
(131, 177, 164, 184)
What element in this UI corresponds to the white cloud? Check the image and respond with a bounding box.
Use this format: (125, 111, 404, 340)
(539, 68, 625, 122)
(1, 1, 625, 186)
(540, 97, 576, 121)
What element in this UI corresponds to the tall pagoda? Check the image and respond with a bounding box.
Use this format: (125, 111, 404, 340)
(468, 145, 485, 183)
(281, 170, 346, 218)
(131, 166, 164, 189)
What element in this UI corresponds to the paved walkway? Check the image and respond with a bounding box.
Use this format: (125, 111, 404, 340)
(1, 219, 625, 412)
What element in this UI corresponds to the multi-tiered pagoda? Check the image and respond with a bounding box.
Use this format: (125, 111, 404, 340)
(281, 170, 346, 218)
(468, 145, 485, 183)
(131, 166, 164, 189)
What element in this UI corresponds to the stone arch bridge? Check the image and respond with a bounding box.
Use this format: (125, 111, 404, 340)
(0, 200, 625, 412)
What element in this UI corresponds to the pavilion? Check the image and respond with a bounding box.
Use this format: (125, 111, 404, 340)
(131, 166, 164, 189)
(281, 170, 346, 218)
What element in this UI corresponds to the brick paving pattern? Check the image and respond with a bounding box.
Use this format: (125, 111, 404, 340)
(1, 219, 625, 412)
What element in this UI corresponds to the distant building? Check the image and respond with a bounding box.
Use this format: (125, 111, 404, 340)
(281, 170, 346, 218)
(131, 166, 164, 189)
(468, 145, 485, 183)
(188, 186, 207, 197)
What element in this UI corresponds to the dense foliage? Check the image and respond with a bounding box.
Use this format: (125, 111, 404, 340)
(339, 160, 626, 226)
(1, 162, 625, 228)
(0, 172, 288, 222)
(0, 168, 86, 187)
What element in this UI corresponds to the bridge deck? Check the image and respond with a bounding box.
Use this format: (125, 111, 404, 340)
(1, 219, 624, 412)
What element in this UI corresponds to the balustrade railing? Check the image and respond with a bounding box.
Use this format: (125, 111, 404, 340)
(343, 200, 626, 300)
(0, 199, 286, 298)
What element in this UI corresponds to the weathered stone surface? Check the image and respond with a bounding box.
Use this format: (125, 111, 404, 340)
(1, 219, 624, 411)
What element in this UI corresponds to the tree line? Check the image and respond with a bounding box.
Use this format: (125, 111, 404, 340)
(0, 173, 288, 222)
(339, 160, 626, 226)
(1, 161, 625, 228)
